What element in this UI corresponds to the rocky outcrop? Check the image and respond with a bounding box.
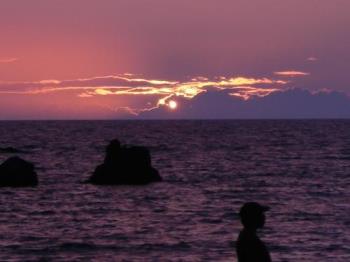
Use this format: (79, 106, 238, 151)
(0, 147, 21, 154)
(88, 139, 162, 185)
(0, 156, 38, 187)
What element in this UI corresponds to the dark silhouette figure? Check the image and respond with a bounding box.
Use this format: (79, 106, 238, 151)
(88, 139, 162, 185)
(0, 156, 38, 187)
(236, 202, 272, 262)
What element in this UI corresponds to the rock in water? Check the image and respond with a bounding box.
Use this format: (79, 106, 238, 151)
(0, 146, 21, 154)
(89, 140, 162, 185)
(0, 157, 38, 187)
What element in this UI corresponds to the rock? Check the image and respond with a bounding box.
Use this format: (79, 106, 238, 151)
(0, 147, 21, 153)
(88, 140, 162, 185)
(0, 157, 38, 187)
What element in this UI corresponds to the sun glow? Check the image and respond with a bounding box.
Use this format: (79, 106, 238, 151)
(168, 100, 178, 110)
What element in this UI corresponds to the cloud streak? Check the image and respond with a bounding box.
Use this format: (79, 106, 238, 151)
(0, 73, 291, 114)
(0, 58, 18, 63)
(307, 57, 318, 62)
(274, 71, 310, 77)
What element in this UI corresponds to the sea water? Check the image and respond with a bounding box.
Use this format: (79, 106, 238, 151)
(0, 120, 349, 261)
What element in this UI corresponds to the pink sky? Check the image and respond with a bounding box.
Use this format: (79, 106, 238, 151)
(0, 0, 350, 119)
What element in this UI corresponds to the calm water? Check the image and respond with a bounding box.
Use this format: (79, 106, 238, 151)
(0, 120, 349, 261)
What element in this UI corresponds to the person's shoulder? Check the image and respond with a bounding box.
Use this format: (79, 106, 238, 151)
(236, 230, 271, 262)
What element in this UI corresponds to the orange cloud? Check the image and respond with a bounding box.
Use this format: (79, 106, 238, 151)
(274, 71, 310, 77)
(229, 86, 278, 100)
(0, 74, 289, 114)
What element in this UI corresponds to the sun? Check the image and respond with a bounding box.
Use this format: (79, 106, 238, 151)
(168, 100, 178, 110)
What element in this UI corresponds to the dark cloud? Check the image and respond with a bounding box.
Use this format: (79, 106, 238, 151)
(138, 89, 350, 119)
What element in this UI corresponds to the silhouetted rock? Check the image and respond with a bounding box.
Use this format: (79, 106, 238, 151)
(0, 156, 38, 187)
(0, 146, 21, 154)
(88, 139, 162, 185)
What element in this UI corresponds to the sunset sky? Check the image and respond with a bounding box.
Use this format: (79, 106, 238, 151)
(1, 0, 350, 119)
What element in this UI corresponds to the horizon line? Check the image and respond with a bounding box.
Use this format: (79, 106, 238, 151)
(1, 118, 350, 122)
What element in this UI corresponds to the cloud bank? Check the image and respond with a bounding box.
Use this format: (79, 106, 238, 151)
(138, 89, 350, 119)
(1, 72, 348, 119)
(0, 73, 288, 116)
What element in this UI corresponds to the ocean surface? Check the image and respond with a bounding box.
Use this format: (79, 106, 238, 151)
(0, 120, 349, 261)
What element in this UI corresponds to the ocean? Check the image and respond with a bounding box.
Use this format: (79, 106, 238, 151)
(0, 120, 349, 261)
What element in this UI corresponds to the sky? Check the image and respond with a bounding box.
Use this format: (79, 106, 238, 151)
(1, 0, 350, 119)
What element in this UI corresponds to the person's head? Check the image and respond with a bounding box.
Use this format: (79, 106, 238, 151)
(239, 202, 269, 230)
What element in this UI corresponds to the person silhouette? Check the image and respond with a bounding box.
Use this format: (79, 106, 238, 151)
(236, 202, 272, 262)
